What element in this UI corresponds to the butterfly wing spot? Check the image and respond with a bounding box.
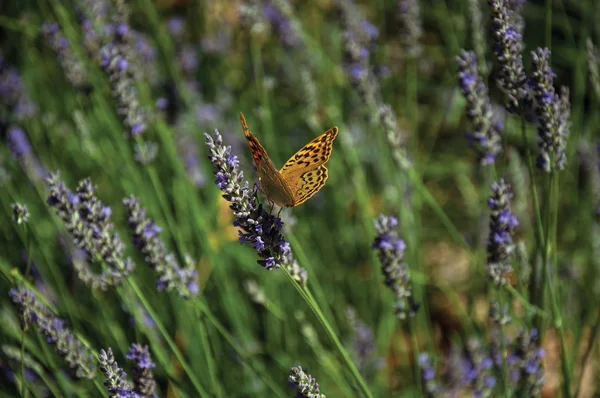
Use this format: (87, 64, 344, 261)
(293, 166, 329, 206)
(240, 112, 268, 169)
(279, 126, 338, 175)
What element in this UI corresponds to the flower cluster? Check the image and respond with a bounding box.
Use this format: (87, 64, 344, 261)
(398, 0, 423, 58)
(288, 366, 325, 398)
(123, 195, 199, 299)
(46, 172, 134, 289)
(41, 22, 88, 89)
(457, 50, 503, 165)
(488, 0, 528, 113)
(9, 288, 96, 379)
(99, 348, 137, 397)
(372, 214, 418, 319)
(530, 48, 571, 173)
(126, 344, 157, 398)
(204, 130, 308, 285)
(486, 179, 518, 285)
(11, 202, 30, 224)
(506, 329, 545, 395)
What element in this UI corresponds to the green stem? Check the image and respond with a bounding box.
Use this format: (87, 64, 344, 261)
(127, 279, 209, 397)
(282, 269, 373, 398)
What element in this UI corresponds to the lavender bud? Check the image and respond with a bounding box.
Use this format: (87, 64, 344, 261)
(486, 179, 518, 285)
(9, 288, 96, 379)
(530, 48, 570, 172)
(126, 344, 157, 398)
(46, 172, 134, 290)
(488, 0, 528, 113)
(457, 50, 503, 165)
(373, 214, 419, 319)
(99, 348, 137, 397)
(123, 195, 198, 299)
(288, 366, 325, 398)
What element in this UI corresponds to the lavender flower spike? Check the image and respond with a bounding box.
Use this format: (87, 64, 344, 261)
(530, 48, 571, 172)
(126, 344, 157, 398)
(486, 179, 518, 285)
(11, 202, 30, 224)
(47, 172, 134, 290)
(10, 288, 97, 379)
(99, 348, 137, 397)
(373, 214, 418, 319)
(123, 195, 199, 299)
(204, 130, 308, 285)
(289, 366, 326, 398)
(457, 50, 503, 165)
(488, 0, 528, 113)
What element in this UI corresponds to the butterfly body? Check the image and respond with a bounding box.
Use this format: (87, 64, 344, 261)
(239, 112, 338, 208)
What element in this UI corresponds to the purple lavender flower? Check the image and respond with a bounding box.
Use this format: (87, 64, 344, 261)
(6, 126, 47, 181)
(123, 195, 199, 299)
(99, 348, 137, 397)
(7, 126, 32, 158)
(486, 179, 518, 285)
(373, 214, 418, 319)
(47, 172, 134, 290)
(288, 366, 325, 398)
(263, 1, 299, 48)
(204, 130, 307, 284)
(167, 16, 185, 38)
(398, 0, 423, 58)
(488, 0, 528, 113)
(530, 48, 571, 173)
(0, 62, 37, 120)
(9, 288, 96, 379)
(457, 50, 503, 165)
(126, 344, 157, 398)
(418, 353, 441, 397)
(507, 329, 545, 395)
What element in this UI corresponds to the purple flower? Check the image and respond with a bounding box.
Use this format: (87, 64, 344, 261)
(486, 179, 518, 285)
(99, 348, 137, 397)
(204, 130, 307, 284)
(123, 196, 199, 299)
(47, 172, 134, 290)
(167, 16, 185, 37)
(10, 288, 96, 379)
(530, 48, 571, 172)
(488, 0, 529, 113)
(457, 50, 503, 165)
(126, 344, 157, 397)
(373, 214, 418, 319)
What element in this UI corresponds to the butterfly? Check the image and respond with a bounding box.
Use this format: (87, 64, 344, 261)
(239, 112, 338, 209)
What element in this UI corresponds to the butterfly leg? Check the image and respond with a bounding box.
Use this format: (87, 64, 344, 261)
(277, 207, 283, 218)
(269, 200, 275, 214)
